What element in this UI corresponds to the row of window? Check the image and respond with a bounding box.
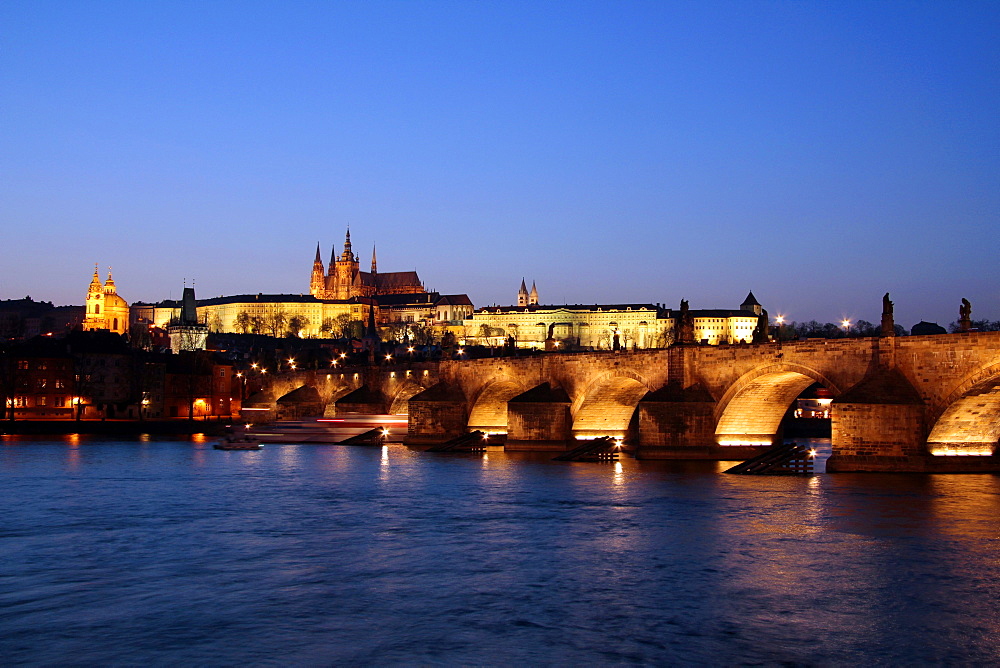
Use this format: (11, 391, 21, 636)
(13, 396, 72, 408)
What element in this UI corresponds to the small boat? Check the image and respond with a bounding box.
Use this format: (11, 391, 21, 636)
(213, 429, 262, 450)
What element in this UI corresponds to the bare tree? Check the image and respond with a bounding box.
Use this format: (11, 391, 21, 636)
(264, 310, 287, 338)
(235, 311, 251, 334)
(288, 315, 310, 337)
(335, 313, 352, 338)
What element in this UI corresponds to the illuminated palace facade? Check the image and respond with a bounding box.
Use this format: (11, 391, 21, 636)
(463, 286, 763, 349)
(132, 231, 473, 336)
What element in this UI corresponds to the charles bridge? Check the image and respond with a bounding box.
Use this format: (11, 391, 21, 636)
(248, 331, 1000, 472)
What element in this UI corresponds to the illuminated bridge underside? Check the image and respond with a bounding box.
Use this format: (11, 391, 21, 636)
(468, 381, 525, 433)
(573, 377, 649, 439)
(927, 380, 1000, 456)
(716, 371, 817, 446)
(388, 384, 427, 415)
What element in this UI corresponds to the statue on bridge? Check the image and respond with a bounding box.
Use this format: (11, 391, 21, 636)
(677, 299, 695, 344)
(959, 298, 972, 332)
(881, 292, 895, 337)
(752, 309, 770, 344)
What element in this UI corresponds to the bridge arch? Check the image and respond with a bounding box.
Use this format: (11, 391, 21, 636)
(714, 363, 841, 446)
(388, 381, 430, 416)
(467, 377, 528, 433)
(572, 370, 653, 440)
(926, 362, 1000, 456)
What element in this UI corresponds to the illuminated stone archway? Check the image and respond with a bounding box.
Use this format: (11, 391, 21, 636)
(388, 382, 429, 416)
(467, 379, 527, 433)
(572, 371, 651, 440)
(926, 364, 1000, 456)
(714, 364, 838, 446)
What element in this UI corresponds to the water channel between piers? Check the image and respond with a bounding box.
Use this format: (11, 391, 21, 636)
(2, 431, 999, 664)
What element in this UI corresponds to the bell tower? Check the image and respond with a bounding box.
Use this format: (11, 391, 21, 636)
(332, 228, 359, 299)
(517, 279, 529, 307)
(82, 264, 104, 331)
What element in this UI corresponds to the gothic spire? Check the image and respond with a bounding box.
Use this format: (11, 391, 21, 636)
(371, 244, 377, 274)
(341, 227, 354, 262)
(314, 242, 322, 264)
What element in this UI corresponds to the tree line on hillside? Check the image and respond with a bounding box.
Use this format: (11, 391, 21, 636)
(773, 318, 1000, 340)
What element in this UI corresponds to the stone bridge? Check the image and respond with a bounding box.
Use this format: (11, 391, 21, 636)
(257, 331, 1000, 472)
(248, 361, 441, 419)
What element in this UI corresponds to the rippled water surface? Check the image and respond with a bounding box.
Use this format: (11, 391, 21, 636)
(2, 435, 999, 665)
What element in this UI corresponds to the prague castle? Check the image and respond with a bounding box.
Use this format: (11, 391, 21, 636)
(123, 229, 763, 348)
(132, 230, 473, 338)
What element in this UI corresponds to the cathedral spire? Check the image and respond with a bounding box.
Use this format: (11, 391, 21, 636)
(341, 227, 354, 262)
(371, 244, 377, 274)
(518, 278, 529, 307)
(529, 281, 538, 305)
(311, 242, 326, 297)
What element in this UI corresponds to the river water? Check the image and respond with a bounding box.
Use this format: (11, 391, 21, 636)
(2, 435, 999, 665)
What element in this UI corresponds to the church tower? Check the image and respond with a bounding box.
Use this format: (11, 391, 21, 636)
(529, 281, 538, 305)
(310, 243, 325, 298)
(517, 279, 529, 307)
(371, 244, 377, 274)
(741, 291, 762, 316)
(82, 265, 105, 331)
(331, 228, 360, 300)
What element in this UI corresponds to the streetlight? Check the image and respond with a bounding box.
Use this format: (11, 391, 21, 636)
(841, 319, 851, 336)
(775, 314, 785, 325)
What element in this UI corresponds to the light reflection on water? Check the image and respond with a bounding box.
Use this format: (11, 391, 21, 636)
(0, 435, 999, 665)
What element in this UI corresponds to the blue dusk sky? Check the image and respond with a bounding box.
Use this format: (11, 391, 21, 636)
(2, 1, 998, 328)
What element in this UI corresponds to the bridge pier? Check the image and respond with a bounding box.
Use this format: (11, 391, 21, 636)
(406, 383, 468, 445)
(634, 383, 772, 460)
(829, 368, 937, 472)
(505, 383, 572, 450)
(636, 384, 716, 457)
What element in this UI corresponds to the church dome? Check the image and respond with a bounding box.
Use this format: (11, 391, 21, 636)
(106, 293, 128, 309)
